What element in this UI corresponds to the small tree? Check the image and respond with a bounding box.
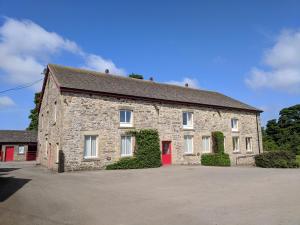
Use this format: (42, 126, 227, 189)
(27, 92, 41, 131)
(128, 73, 144, 80)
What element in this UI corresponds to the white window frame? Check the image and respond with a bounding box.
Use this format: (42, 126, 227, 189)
(18, 146, 25, 154)
(120, 110, 133, 127)
(120, 136, 133, 157)
(84, 135, 98, 159)
(183, 112, 193, 129)
(232, 136, 240, 153)
(223, 136, 226, 150)
(246, 137, 253, 152)
(231, 118, 239, 132)
(202, 136, 211, 153)
(184, 135, 193, 154)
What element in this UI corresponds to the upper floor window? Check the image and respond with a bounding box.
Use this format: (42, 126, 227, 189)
(183, 112, 193, 129)
(231, 118, 239, 132)
(246, 137, 253, 152)
(232, 136, 240, 152)
(184, 135, 193, 154)
(84, 135, 98, 159)
(120, 110, 133, 127)
(121, 136, 133, 157)
(202, 136, 211, 153)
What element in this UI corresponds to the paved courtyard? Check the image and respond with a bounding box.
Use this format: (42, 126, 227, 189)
(0, 162, 300, 225)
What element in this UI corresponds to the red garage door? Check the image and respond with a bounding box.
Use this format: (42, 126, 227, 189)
(5, 146, 14, 161)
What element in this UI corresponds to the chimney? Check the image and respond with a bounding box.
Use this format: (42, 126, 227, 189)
(149, 77, 154, 81)
(105, 69, 109, 74)
(185, 83, 189, 87)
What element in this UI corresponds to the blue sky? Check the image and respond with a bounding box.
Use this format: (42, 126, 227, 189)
(0, 0, 300, 129)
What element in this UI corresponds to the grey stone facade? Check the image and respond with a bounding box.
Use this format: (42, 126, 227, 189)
(38, 72, 263, 171)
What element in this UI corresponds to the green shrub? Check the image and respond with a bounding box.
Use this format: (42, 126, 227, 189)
(201, 153, 231, 167)
(255, 151, 299, 168)
(212, 131, 225, 154)
(106, 129, 161, 170)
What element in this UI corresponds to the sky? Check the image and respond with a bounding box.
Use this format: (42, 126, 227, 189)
(0, 0, 300, 129)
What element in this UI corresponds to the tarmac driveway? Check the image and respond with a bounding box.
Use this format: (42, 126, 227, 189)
(0, 162, 300, 225)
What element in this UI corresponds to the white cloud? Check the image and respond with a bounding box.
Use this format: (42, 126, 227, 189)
(0, 18, 125, 91)
(0, 96, 15, 109)
(167, 77, 199, 88)
(246, 29, 300, 93)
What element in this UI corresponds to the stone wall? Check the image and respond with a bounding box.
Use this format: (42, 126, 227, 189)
(59, 92, 262, 171)
(37, 72, 63, 170)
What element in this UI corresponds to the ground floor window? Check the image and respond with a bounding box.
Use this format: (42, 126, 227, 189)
(232, 137, 240, 152)
(202, 136, 211, 153)
(246, 137, 252, 152)
(18, 146, 25, 154)
(184, 135, 193, 154)
(84, 135, 98, 159)
(121, 136, 132, 157)
(56, 143, 59, 163)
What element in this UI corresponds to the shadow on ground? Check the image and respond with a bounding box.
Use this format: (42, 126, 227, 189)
(0, 168, 31, 202)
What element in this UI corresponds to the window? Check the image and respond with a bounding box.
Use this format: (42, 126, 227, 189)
(54, 101, 57, 123)
(18, 146, 25, 154)
(84, 135, 98, 159)
(120, 110, 132, 127)
(184, 135, 193, 154)
(183, 112, 193, 129)
(246, 137, 252, 152)
(45, 140, 48, 157)
(232, 137, 240, 152)
(202, 136, 211, 153)
(121, 136, 133, 157)
(231, 118, 239, 131)
(56, 143, 59, 163)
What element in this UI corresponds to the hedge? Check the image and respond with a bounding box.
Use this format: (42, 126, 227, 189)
(212, 131, 225, 154)
(255, 151, 299, 168)
(201, 153, 231, 167)
(106, 129, 161, 170)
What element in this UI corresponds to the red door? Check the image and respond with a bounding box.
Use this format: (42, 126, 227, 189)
(5, 146, 14, 161)
(162, 141, 172, 165)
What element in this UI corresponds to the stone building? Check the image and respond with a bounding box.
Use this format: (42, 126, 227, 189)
(38, 64, 263, 171)
(0, 130, 37, 162)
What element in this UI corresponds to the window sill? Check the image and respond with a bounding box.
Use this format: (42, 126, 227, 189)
(231, 130, 239, 133)
(246, 151, 254, 154)
(120, 155, 133, 158)
(119, 126, 135, 129)
(83, 157, 101, 162)
(182, 128, 195, 131)
(233, 151, 241, 154)
(183, 153, 196, 156)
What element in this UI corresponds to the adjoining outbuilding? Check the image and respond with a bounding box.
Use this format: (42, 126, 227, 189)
(0, 130, 37, 162)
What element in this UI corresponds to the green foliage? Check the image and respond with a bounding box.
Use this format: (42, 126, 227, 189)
(201, 131, 230, 167)
(255, 151, 299, 168)
(212, 131, 224, 154)
(263, 104, 300, 154)
(201, 153, 231, 167)
(27, 92, 41, 131)
(128, 73, 144, 80)
(106, 129, 161, 170)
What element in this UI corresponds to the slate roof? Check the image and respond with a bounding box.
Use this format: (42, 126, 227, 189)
(0, 130, 37, 143)
(47, 64, 262, 112)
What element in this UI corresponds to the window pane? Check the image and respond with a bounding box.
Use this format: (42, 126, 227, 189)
(91, 136, 97, 157)
(121, 136, 126, 155)
(126, 136, 132, 155)
(18, 146, 24, 154)
(183, 113, 187, 125)
(85, 136, 91, 157)
(120, 111, 126, 123)
(126, 111, 131, 123)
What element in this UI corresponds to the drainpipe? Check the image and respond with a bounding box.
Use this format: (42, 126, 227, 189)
(256, 113, 261, 154)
